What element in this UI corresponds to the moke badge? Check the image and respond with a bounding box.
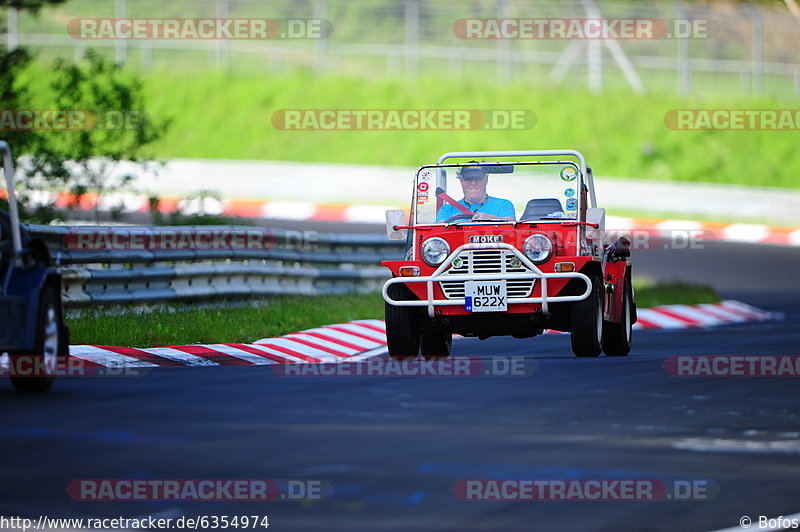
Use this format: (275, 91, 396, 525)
(470, 235, 503, 244)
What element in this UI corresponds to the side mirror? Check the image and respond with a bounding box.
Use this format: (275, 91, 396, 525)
(585, 208, 605, 240)
(385, 209, 408, 241)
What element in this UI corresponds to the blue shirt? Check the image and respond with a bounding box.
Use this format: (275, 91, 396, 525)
(436, 196, 516, 222)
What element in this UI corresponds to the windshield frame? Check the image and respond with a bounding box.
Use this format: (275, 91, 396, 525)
(411, 160, 584, 227)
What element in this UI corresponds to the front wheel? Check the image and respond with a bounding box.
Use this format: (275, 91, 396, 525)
(603, 278, 633, 357)
(11, 285, 60, 392)
(385, 282, 421, 360)
(570, 275, 603, 358)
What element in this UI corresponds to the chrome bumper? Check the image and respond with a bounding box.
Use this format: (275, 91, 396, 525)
(382, 243, 592, 318)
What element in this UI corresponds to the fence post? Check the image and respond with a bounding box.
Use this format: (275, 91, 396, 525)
(7, 6, 19, 51)
(582, 0, 642, 93)
(404, 0, 420, 75)
(675, 3, 691, 96)
(314, 0, 328, 75)
(583, 0, 603, 92)
(450, 50, 463, 77)
(587, 39, 602, 92)
(140, 41, 152, 71)
(216, 0, 230, 69)
(115, 0, 127, 65)
(74, 41, 85, 61)
(496, 0, 512, 84)
(746, 5, 764, 94)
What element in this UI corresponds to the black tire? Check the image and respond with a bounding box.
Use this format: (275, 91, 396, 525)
(420, 328, 452, 360)
(11, 284, 60, 392)
(570, 275, 603, 358)
(385, 282, 421, 360)
(59, 320, 71, 363)
(603, 278, 633, 357)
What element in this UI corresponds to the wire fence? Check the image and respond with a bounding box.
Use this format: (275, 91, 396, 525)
(5, 0, 800, 96)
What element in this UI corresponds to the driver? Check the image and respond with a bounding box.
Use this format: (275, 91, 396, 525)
(436, 164, 515, 222)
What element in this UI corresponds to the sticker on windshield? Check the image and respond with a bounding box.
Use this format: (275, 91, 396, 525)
(560, 166, 577, 182)
(566, 198, 578, 210)
(564, 188, 575, 198)
(417, 191, 429, 205)
(418, 182, 429, 192)
(419, 170, 432, 180)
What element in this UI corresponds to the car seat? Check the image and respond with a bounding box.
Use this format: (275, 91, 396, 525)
(520, 198, 564, 221)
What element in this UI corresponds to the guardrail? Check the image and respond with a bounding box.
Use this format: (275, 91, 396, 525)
(25, 224, 405, 307)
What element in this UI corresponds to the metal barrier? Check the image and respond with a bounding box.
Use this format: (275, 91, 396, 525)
(25, 224, 405, 307)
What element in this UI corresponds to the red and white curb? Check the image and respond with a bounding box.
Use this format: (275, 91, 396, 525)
(632, 299, 771, 329)
(62, 301, 772, 368)
(544, 299, 772, 333)
(66, 320, 389, 369)
(604, 216, 800, 248)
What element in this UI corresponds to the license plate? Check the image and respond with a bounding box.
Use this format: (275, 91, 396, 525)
(464, 280, 507, 312)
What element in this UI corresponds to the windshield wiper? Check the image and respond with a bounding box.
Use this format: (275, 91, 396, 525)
(451, 219, 509, 224)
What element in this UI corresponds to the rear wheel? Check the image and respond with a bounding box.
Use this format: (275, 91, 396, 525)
(385, 282, 421, 360)
(11, 285, 60, 392)
(420, 328, 452, 360)
(603, 278, 633, 357)
(570, 275, 603, 358)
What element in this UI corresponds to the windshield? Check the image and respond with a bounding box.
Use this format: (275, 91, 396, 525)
(414, 161, 582, 225)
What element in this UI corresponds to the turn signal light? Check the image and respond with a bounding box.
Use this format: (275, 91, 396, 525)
(399, 266, 420, 277)
(554, 262, 575, 273)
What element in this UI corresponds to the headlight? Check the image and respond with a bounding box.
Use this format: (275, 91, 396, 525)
(421, 237, 450, 266)
(523, 234, 552, 264)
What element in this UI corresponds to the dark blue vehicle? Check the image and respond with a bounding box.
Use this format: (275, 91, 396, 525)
(0, 141, 69, 392)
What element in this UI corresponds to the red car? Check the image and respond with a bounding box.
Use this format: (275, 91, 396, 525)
(382, 149, 635, 359)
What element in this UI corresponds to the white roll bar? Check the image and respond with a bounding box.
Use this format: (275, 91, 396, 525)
(0, 141, 23, 260)
(436, 149, 597, 208)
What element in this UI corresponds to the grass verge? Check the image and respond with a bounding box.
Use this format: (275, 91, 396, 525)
(631, 279, 719, 308)
(67, 293, 385, 348)
(19, 66, 800, 189)
(67, 280, 719, 347)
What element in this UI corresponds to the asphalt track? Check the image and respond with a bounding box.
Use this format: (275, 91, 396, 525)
(1, 239, 799, 531)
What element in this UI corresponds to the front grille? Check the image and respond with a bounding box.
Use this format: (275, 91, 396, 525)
(439, 249, 535, 300)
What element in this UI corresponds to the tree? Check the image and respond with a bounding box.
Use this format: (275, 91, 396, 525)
(0, 45, 47, 217)
(22, 50, 167, 221)
(1, 0, 167, 223)
(0, 0, 65, 11)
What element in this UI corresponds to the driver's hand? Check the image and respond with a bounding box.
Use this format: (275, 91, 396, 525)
(471, 212, 495, 220)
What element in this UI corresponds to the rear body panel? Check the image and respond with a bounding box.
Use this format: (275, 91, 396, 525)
(0, 265, 57, 354)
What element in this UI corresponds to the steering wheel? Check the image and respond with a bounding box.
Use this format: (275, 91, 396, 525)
(444, 213, 474, 223)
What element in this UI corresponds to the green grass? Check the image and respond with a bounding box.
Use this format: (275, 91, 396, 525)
(145, 72, 799, 189)
(18, 65, 800, 190)
(67, 293, 385, 347)
(66, 281, 719, 347)
(632, 279, 719, 308)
